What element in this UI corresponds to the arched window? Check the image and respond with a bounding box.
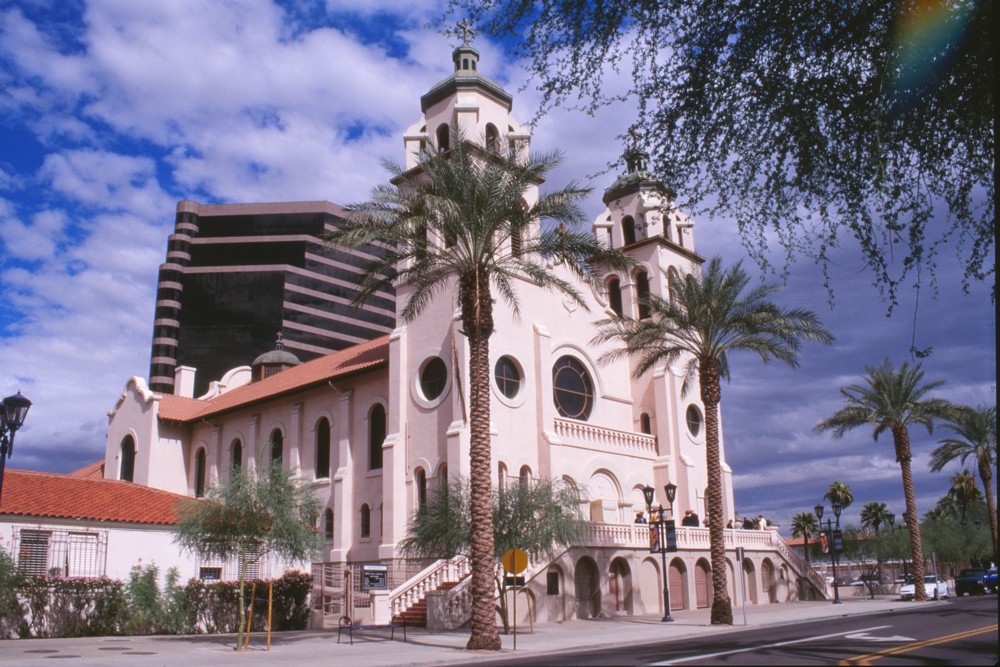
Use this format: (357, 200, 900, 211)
(194, 447, 207, 498)
(636, 270, 651, 319)
(486, 123, 500, 154)
(360, 504, 371, 538)
(640, 413, 652, 435)
(510, 227, 522, 257)
(552, 356, 595, 421)
(119, 435, 136, 483)
(315, 418, 331, 479)
(369, 404, 386, 470)
(270, 429, 283, 467)
(415, 467, 427, 509)
(607, 277, 623, 316)
(324, 508, 334, 541)
(667, 267, 681, 302)
(622, 216, 636, 246)
(498, 463, 508, 490)
(231, 439, 243, 474)
(436, 124, 450, 153)
(519, 465, 532, 488)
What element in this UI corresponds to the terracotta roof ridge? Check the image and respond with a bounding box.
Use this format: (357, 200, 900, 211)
(6, 468, 195, 502)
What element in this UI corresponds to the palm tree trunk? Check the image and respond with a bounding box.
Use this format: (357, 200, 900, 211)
(804, 533, 810, 564)
(700, 361, 732, 625)
(978, 459, 998, 567)
(894, 427, 926, 601)
(462, 271, 502, 651)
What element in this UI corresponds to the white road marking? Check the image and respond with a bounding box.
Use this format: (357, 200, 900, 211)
(648, 625, 892, 665)
(844, 631, 915, 642)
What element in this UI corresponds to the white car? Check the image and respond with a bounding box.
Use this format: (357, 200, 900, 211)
(899, 575, 949, 600)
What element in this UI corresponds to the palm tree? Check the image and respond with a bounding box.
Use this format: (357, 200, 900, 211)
(824, 481, 854, 512)
(946, 469, 983, 524)
(815, 360, 957, 602)
(930, 404, 997, 566)
(791, 512, 820, 563)
(859, 501, 892, 533)
(328, 131, 630, 650)
(595, 257, 833, 624)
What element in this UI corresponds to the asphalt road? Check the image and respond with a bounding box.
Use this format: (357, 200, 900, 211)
(473, 595, 999, 666)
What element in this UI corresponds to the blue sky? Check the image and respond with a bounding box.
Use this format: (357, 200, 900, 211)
(1, 0, 994, 535)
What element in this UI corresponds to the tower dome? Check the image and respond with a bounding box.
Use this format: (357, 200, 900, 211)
(251, 333, 300, 381)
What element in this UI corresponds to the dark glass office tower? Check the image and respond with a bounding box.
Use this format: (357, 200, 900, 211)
(148, 200, 395, 396)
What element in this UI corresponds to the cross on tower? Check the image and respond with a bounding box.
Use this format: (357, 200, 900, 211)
(456, 18, 475, 46)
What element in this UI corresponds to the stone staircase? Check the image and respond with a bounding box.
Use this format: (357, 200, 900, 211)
(397, 580, 463, 627)
(387, 556, 471, 626)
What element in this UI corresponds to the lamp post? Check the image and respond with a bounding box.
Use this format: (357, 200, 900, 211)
(814, 502, 843, 604)
(0, 391, 32, 505)
(643, 482, 678, 622)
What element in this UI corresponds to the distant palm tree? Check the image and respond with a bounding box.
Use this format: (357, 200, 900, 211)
(824, 481, 854, 511)
(595, 256, 833, 624)
(859, 501, 892, 533)
(947, 469, 983, 523)
(930, 404, 997, 566)
(791, 512, 820, 563)
(328, 130, 630, 650)
(816, 360, 957, 602)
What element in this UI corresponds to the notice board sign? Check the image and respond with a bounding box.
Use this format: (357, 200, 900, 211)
(361, 564, 388, 590)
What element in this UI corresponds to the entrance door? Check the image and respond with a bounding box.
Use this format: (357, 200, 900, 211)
(574, 558, 600, 619)
(669, 562, 685, 610)
(695, 560, 711, 608)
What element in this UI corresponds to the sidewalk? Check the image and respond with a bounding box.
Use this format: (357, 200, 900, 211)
(0, 596, 925, 667)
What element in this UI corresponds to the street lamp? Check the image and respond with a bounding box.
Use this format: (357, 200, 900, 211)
(0, 391, 32, 505)
(643, 482, 678, 622)
(814, 502, 843, 604)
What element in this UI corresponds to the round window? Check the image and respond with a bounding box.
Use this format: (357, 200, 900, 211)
(494, 356, 521, 399)
(420, 357, 448, 400)
(686, 404, 702, 437)
(552, 356, 594, 420)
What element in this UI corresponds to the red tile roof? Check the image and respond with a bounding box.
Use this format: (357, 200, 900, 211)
(157, 335, 390, 423)
(0, 469, 191, 525)
(68, 460, 105, 478)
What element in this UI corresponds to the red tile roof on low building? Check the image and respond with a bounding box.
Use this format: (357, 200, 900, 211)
(68, 460, 105, 479)
(157, 335, 390, 423)
(1, 469, 190, 525)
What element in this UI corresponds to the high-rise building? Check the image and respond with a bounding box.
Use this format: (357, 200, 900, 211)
(148, 200, 395, 396)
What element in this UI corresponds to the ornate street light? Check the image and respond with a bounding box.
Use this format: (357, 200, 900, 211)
(0, 391, 32, 505)
(815, 501, 843, 604)
(643, 482, 678, 622)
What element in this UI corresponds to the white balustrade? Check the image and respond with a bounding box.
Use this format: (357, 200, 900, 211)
(553, 418, 657, 457)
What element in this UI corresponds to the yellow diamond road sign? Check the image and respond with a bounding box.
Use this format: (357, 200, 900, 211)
(501, 548, 528, 574)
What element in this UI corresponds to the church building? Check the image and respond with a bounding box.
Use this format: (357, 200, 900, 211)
(99, 40, 825, 625)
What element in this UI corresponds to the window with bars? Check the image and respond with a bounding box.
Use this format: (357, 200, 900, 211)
(14, 528, 107, 578)
(17, 530, 51, 576)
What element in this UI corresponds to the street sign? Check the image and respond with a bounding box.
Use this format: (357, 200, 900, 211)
(504, 575, 526, 587)
(502, 548, 528, 574)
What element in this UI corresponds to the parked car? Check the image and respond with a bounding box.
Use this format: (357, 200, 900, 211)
(985, 567, 998, 593)
(955, 568, 990, 596)
(899, 575, 949, 600)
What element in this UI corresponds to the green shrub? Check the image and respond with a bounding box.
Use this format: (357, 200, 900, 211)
(0, 552, 26, 638)
(1, 563, 313, 638)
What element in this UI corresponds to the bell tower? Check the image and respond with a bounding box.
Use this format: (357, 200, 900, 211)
(402, 30, 531, 170)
